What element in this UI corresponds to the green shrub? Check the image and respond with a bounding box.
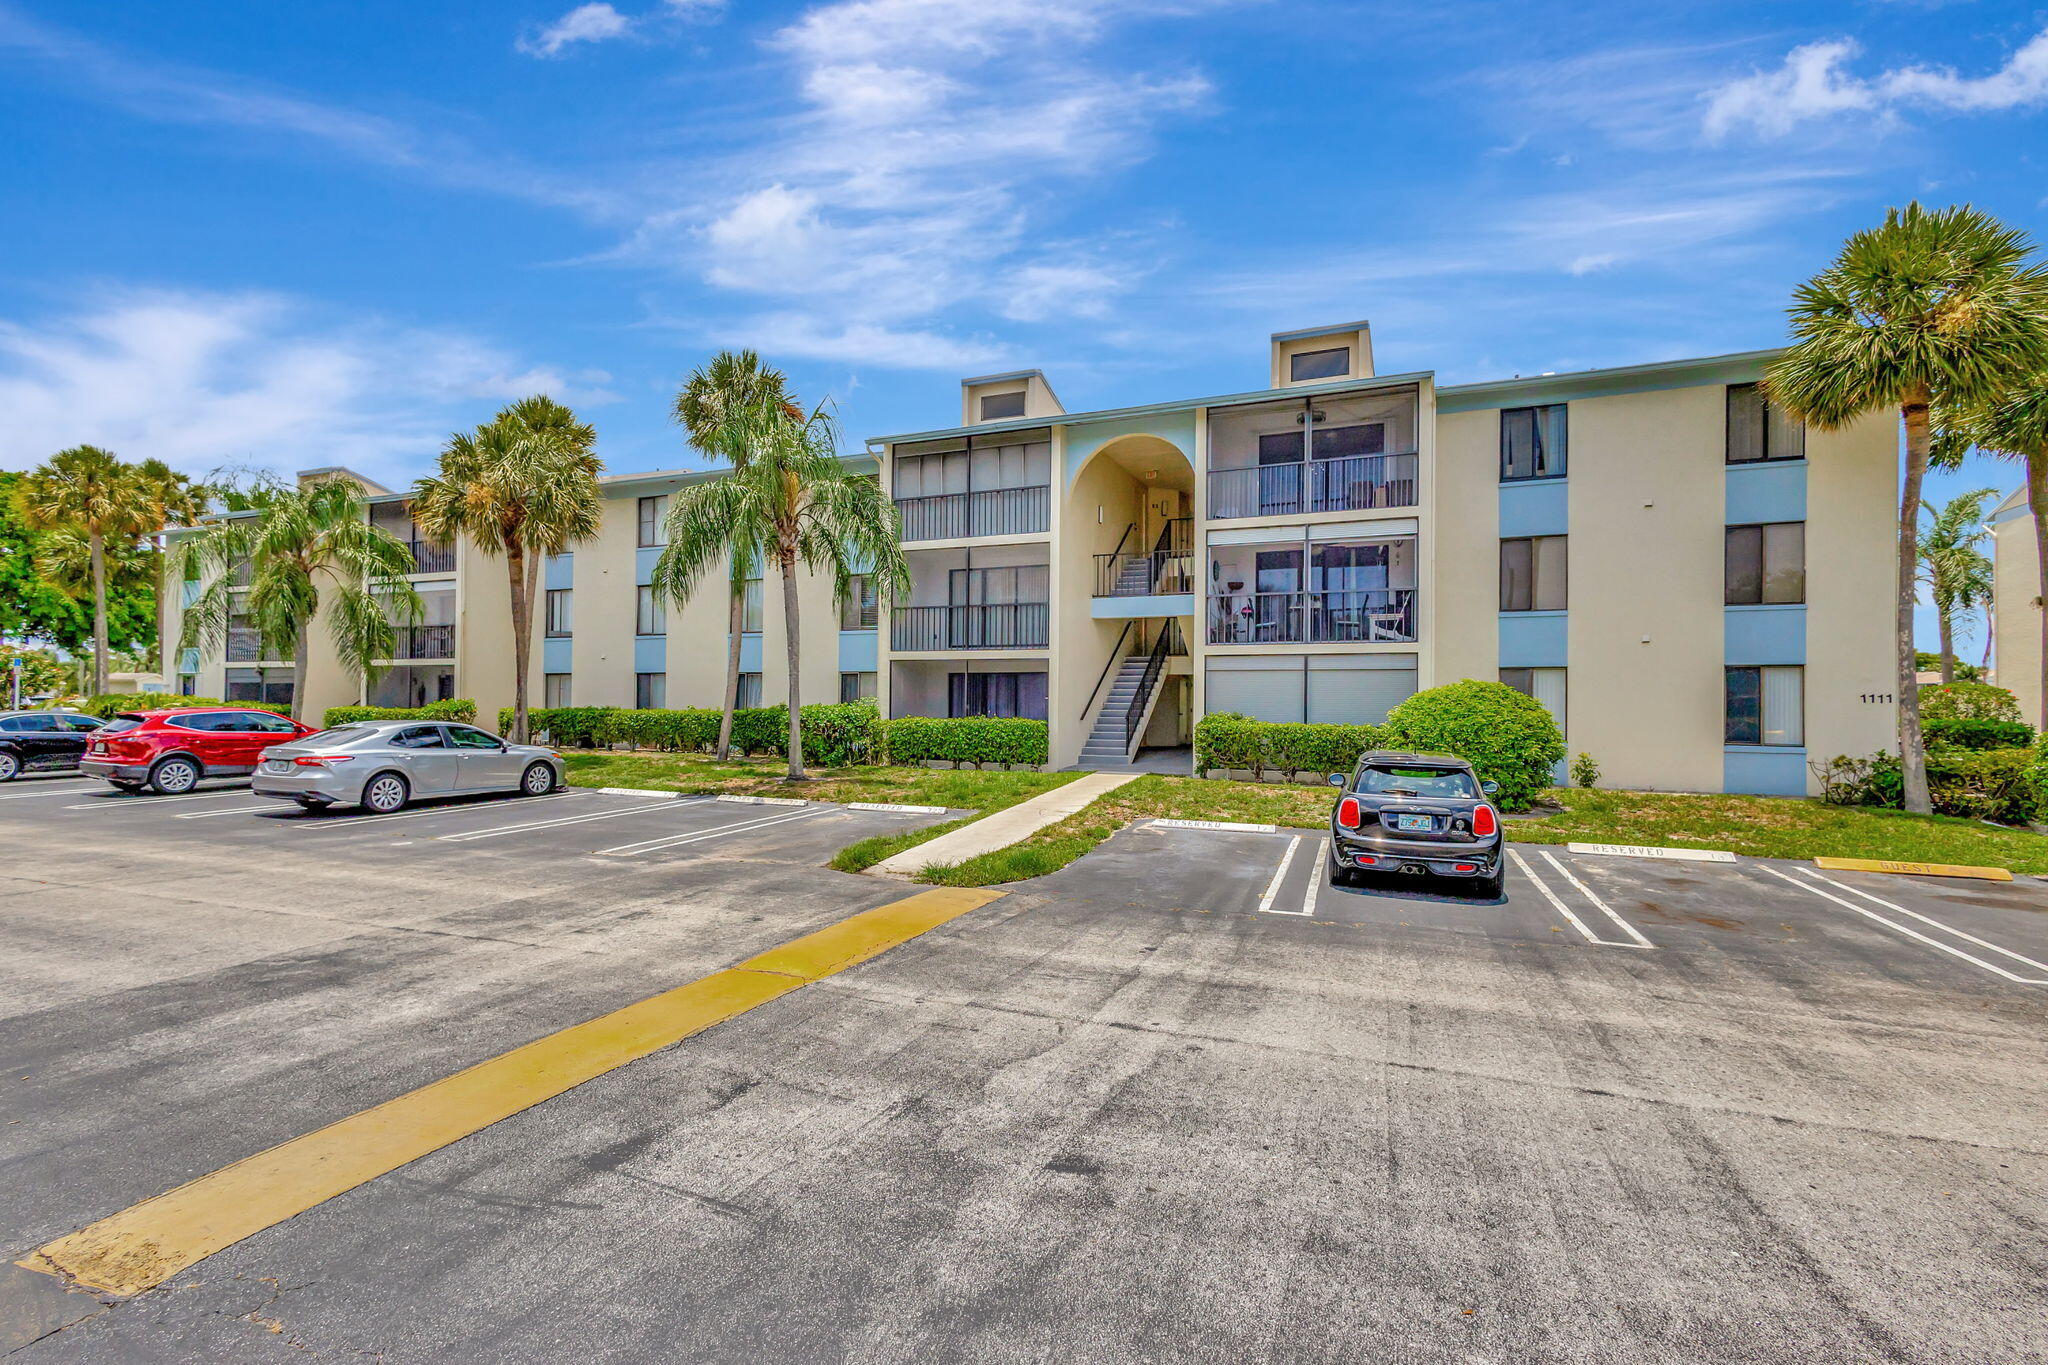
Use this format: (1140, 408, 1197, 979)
(506, 701, 883, 765)
(1384, 679, 1566, 812)
(1919, 681, 2023, 723)
(77, 694, 286, 719)
(1571, 752, 1600, 789)
(1191, 713, 1390, 779)
(1921, 717, 2034, 751)
(1192, 712, 1262, 775)
(1815, 746, 2042, 824)
(321, 698, 478, 729)
(881, 716, 1047, 766)
(797, 701, 883, 766)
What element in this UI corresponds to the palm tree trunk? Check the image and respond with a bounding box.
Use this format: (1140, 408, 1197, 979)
(1937, 606, 1955, 686)
(508, 542, 532, 743)
(716, 587, 742, 761)
(2029, 452, 2048, 732)
(780, 548, 805, 781)
(1898, 400, 1933, 815)
(292, 631, 310, 723)
(89, 531, 108, 697)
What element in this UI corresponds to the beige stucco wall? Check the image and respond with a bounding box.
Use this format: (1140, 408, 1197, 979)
(1803, 409, 1899, 772)
(1429, 409, 1500, 688)
(569, 493, 639, 709)
(455, 543, 516, 726)
(1994, 499, 2044, 727)
(1567, 387, 1726, 791)
(1055, 438, 1156, 766)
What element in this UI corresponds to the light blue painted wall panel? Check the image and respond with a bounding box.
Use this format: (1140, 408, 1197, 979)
(1724, 606, 1805, 665)
(1724, 747, 1807, 796)
(544, 554, 574, 590)
(1724, 462, 1806, 525)
(634, 547, 662, 585)
(838, 630, 877, 672)
(739, 634, 762, 673)
(542, 638, 573, 673)
(1090, 593, 1197, 620)
(633, 637, 666, 673)
(1498, 480, 1569, 537)
(1498, 612, 1568, 668)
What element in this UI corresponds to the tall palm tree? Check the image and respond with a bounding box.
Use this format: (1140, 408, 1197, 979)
(1958, 373, 2048, 728)
(671, 349, 800, 759)
(411, 397, 602, 743)
(13, 446, 188, 696)
(172, 478, 425, 721)
(1917, 488, 1998, 685)
(1765, 203, 2048, 813)
(654, 397, 908, 780)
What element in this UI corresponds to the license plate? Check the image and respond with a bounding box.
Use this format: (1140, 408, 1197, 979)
(263, 760, 293, 773)
(1392, 813, 1432, 833)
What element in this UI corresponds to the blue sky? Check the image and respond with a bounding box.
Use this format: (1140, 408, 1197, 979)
(2, 0, 2042, 651)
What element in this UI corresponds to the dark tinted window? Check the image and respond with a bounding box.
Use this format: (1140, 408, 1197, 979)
(391, 725, 446, 749)
(103, 716, 145, 734)
(1355, 766, 1478, 798)
(55, 715, 103, 732)
(446, 726, 502, 750)
(301, 726, 374, 745)
(224, 712, 299, 733)
(1289, 347, 1350, 382)
(979, 390, 1026, 420)
(165, 711, 223, 731)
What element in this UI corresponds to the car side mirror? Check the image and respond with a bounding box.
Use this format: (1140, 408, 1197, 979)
(1481, 780, 1500, 795)
(1327, 773, 1347, 788)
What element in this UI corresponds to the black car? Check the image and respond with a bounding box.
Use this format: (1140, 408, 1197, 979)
(1327, 751, 1504, 895)
(0, 709, 105, 782)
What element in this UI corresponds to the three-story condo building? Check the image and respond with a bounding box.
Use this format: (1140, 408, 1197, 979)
(162, 320, 1898, 795)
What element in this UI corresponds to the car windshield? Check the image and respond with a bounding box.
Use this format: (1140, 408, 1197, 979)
(1355, 766, 1478, 799)
(299, 726, 375, 746)
(102, 716, 145, 734)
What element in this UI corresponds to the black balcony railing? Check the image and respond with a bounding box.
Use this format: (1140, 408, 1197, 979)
(1094, 548, 1196, 597)
(895, 485, 1050, 541)
(407, 540, 456, 574)
(890, 602, 1050, 651)
(226, 626, 262, 662)
(1207, 452, 1418, 519)
(391, 623, 455, 659)
(1207, 589, 1416, 645)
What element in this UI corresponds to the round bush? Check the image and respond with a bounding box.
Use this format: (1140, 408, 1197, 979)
(1384, 679, 1565, 811)
(1919, 681, 2023, 723)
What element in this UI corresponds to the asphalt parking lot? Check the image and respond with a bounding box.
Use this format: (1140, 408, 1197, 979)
(3, 772, 2045, 1363)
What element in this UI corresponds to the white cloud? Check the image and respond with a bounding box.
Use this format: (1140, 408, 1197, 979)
(712, 314, 1007, 370)
(1704, 28, 2048, 138)
(0, 290, 615, 486)
(519, 3, 634, 58)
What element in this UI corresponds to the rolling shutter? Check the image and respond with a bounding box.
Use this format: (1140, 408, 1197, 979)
(1205, 656, 1305, 723)
(1306, 654, 1416, 724)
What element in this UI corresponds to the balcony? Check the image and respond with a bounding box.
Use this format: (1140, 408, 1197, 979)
(1208, 589, 1416, 646)
(407, 540, 456, 574)
(895, 485, 1050, 542)
(891, 602, 1050, 651)
(1208, 453, 1417, 520)
(391, 623, 455, 659)
(226, 626, 262, 663)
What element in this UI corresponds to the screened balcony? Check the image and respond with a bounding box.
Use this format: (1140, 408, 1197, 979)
(892, 428, 1053, 541)
(370, 500, 455, 574)
(890, 549, 1050, 651)
(1207, 388, 1419, 520)
(1208, 532, 1418, 645)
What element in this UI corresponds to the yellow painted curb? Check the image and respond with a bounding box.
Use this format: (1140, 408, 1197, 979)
(21, 886, 1004, 1298)
(1812, 856, 2014, 883)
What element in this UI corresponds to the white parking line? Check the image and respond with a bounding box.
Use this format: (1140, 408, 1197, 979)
(174, 804, 284, 820)
(596, 806, 829, 857)
(1758, 866, 2048, 985)
(1286, 839, 1328, 918)
(1538, 850, 1656, 948)
(0, 779, 94, 800)
(436, 796, 699, 843)
(1256, 836, 1303, 915)
(1508, 848, 1636, 947)
(60, 789, 249, 811)
(1792, 867, 2048, 983)
(291, 791, 581, 831)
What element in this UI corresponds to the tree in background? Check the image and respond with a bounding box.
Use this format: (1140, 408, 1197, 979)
(657, 396, 908, 781)
(1917, 488, 1998, 686)
(172, 478, 424, 722)
(412, 397, 602, 742)
(0, 644, 66, 704)
(1958, 372, 2048, 729)
(1766, 203, 2048, 813)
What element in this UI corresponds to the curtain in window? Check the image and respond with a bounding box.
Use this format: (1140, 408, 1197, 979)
(1762, 666, 1804, 746)
(1727, 384, 1767, 463)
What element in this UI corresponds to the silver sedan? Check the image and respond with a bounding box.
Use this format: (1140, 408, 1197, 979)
(251, 720, 564, 814)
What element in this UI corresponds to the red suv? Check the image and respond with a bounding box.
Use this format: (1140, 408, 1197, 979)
(81, 707, 316, 794)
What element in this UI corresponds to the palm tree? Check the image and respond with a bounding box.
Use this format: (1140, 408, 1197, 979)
(671, 349, 800, 760)
(172, 478, 425, 721)
(1765, 203, 2048, 813)
(1957, 373, 2048, 728)
(1917, 488, 1998, 685)
(411, 397, 602, 742)
(654, 397, 908, 780)
(13, 447, 192, 696)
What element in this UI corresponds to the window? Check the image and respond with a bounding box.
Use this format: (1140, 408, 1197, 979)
(637, 495, 669, 548)
(636, 585, 666, 636)
(947, 671, 1047, 720)
(225, 666, 295, 708)
(0, 714, 54, 731)
(177, 674, 197, 696)
(636, 672, 666, 710)
(1500, 536, 1568, 612)
(544, 673, 572, 708)
(545, 589, 573, 638)
(447, 725, 502, 750)
(1500, 404, 1567, 481)
(736, 673, 762, 709)
(979, 390, 1026, 420)
(1726, 666, 1804, 746)
(390, 725, 445, 750)
(224, 711, 299, 733)
(741, 579, 763, 634)
(1289, 347, 1350, 382)
(840, 574, 878, 630)
(1500, 667, 1567, 735)
(839, 671, 877, 703)
(1726, 383, 1805, 464)
(1725, 523, 1806, 605)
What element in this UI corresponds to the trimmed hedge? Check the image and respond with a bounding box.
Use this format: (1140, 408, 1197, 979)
(1919, 681, 2024, 723)
(1922, 717, 2035, 751)
(321, 698, 479, 729)
(879, 716, 1047, 767)
(76, 694, 278, 720)
(1816, 745, 2047, 825)
(1194, 713, 1391, 780)
(502, 701, 896, 766)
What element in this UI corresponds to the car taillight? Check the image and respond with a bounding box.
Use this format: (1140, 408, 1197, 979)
(293, 755, 356, 767)
(1336, 796, 1362, 829)
(1472, 804, 1498, 837)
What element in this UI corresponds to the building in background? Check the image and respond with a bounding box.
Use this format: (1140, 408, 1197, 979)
(1990, 486, 2044, 723)
(161, 320, 1898, 794)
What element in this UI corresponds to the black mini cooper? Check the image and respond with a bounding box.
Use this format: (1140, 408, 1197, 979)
(1327, 751, 1504, 896)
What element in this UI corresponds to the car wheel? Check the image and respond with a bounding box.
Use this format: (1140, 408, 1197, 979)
(149, 756, 201, 795)
(1327, 852, 1357, 887)
(361, 772, 410, 814)
(0, 751, 17, 783)
(1473, 869, 1504, 898)
(518, 762, 556, 796)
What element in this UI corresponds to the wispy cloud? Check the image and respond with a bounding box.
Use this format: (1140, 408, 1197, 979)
(1705, 28, 2048, 139)
(516, 0, 725, 58)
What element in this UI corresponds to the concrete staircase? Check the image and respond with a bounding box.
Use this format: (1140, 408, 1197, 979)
(1079, 656, 1161, 768)
(1112, 555, 1155, 595)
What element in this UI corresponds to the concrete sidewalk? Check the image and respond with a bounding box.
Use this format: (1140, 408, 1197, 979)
(871, 771, 1141, 877)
